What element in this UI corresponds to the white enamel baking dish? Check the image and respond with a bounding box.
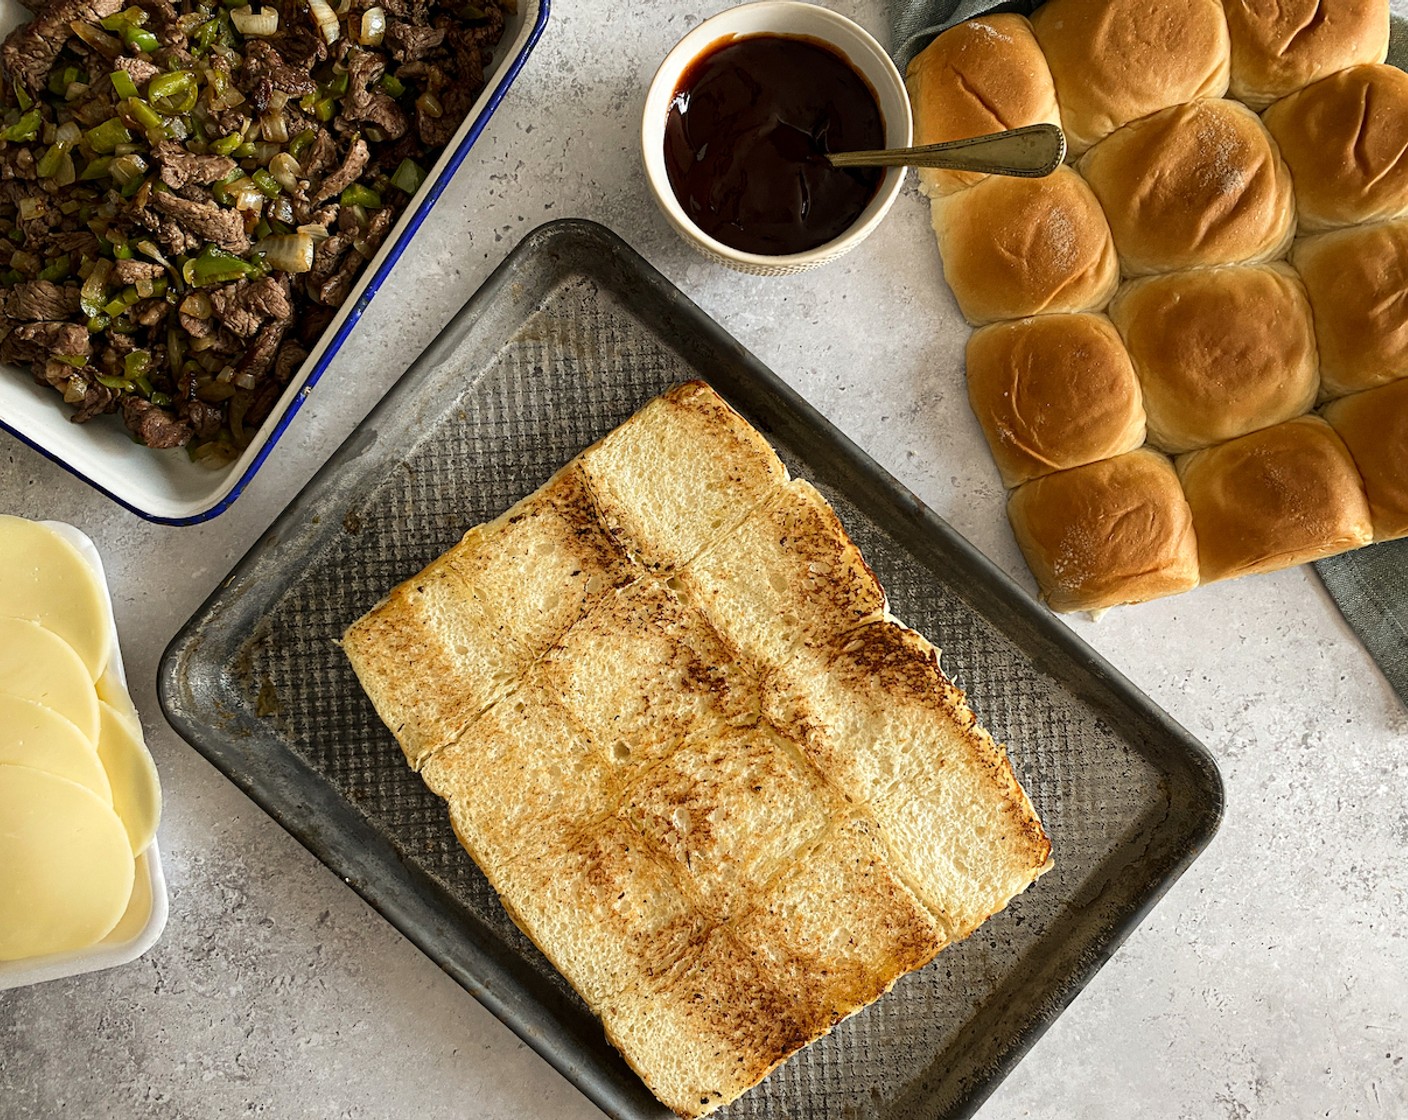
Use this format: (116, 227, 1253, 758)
(0, 0, 549, 523)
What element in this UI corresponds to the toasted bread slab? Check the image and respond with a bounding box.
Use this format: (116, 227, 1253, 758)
(620, 726, 835, 921)
(731, 813, 947, 1023)
(765, 620, 1053, 939)
(577, 381, 789, 572)
(601, 924, 815, 1118)
(537, 579, 761, 767)
(677, 479, 888, 670)
(343, 463, 634, 768)
(344, 382, 1051, 1118)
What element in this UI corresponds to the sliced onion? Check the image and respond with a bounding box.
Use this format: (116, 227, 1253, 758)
(307, 0, 340, 44)
(180, 291, 213, 318)
(268, 151, 302, 193)
(296, 222, 330, 243)
(232, 371, 258, 390)
(55, 120, 82, 146)
(230, 4, 279, 35)
(83, 258, 113, 306)
(260, 110, 289, 143)
(257, 232, 314, 273)
(359, 6, 385, 44)
(271, 195, 295, 224)
(228, 177, 266, 211)
(17, 197, 43, 221)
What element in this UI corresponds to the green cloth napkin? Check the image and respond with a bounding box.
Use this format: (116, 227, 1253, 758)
(890, 0, 1408, 709)
(1315, 542, 1408, 708)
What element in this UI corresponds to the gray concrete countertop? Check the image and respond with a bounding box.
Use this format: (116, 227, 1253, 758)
(2, 3, 1406, 1117)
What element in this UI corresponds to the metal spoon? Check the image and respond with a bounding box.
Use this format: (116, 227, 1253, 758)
(826, 122, 1066, 177)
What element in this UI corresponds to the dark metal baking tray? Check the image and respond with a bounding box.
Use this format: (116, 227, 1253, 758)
(159, 219, 1223, 1120)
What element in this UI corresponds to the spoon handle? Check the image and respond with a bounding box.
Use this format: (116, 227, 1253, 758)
(827, 122, 1067, 177)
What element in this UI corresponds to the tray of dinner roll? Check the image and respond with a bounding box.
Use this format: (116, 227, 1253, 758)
(909, 0, 1408, 612)
(158, 220, 1222, 1120)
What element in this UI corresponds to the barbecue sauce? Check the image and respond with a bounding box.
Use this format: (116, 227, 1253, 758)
(663, 34, 886, 256)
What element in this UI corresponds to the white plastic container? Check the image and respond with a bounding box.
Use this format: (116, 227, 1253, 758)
(0, 523, 168, 990)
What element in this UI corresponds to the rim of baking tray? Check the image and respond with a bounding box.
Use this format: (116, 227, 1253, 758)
(0, 0, 551, 526)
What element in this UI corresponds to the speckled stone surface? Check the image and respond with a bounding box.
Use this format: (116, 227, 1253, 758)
(2, 3, 1407, 1117)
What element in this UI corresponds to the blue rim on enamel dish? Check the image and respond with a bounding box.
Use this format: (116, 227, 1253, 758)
(0, 0, 551, 526)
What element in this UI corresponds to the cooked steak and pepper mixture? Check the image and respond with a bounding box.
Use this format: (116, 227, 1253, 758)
(0, 0, 508, 456)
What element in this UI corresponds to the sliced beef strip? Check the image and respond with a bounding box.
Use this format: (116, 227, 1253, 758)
(149, 191, 250, 254)
(299, 128, 339, 182)
(309, 136, 369, 206)
(384, 20, 443, 63)
(416, 76, 475, 148)
(151, 141, 236, 190)
(67, 375, 119, 423)
(5, 280, 80, 321)
(110, 257, 164, 285)
(178, 307, 214, 337)
(112, 54, 160, 85)
(122, 396, 191, 448)
(271, 340, 307, 383)
(0, 320, 90, 364)
(312, 249, 361, 307)
(338, 48, 407, 138)
(51, 230, 101, 256)
(1, 0, 125, 93)
(181, 398, 222, 440)
(130, 297, 168, 327)
(0, 147, 36, 180)
(209, 275, 293, 338)
(234, 317, 285, 377)
(242, 39, 316, 98)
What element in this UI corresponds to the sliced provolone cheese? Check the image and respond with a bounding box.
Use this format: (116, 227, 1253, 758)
(0, 515, 111, 681)
(96, 666, 142, 732)
(97, 702, 161, 855)
(0, 763, 135, 962)
(0, 695, 111, 803)
(0, 618, 100, 742)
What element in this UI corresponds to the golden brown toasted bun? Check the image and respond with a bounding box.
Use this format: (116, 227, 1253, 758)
(905, 14, 1060, 197)
(930, 166, 1119, 324)
(1223, 0, 1389, 109)
(1290, 220, 1408, 397)
(1107, 263, 1320, 453)
(1262, 64, 1408, 231)
(1322, 379, 1408, 542)
(1006, 448, 1200, 612)
(1077, 99, 1295, 277)
(965, 314, 1146, 487)
(1030, 0, 1230, 155)
(1176, 415, 1373, 582)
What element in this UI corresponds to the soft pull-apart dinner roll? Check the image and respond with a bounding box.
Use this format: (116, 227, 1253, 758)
(1262, 64, 1408, 231)
(965, 313, 1147, 487)
(1030, 0, 1230, 155)
(929, 166, 1119, 324)
(1107, 263, 1320, 453)
(1006, 448, 1201, 612)
(905, 14, 1060, 197)
(1177, 415, 1373, 583)
(1322, 378, 1408, 542)
(1290, 220, 1408, 397)
(1223, 0, 1389, 109)
(1078, 98, 1295, 276)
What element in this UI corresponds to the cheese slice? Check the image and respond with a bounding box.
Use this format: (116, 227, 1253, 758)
(96, 702, 161, 855)
(0, 515, 111, 681)
(96, 666, 142, 731)
(0, 618, 100, 742)
(0, 763, 135, 962)
(0, 695, 111, 803)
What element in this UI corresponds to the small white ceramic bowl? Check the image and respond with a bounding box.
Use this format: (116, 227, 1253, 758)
(642, 1, 913, 276)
